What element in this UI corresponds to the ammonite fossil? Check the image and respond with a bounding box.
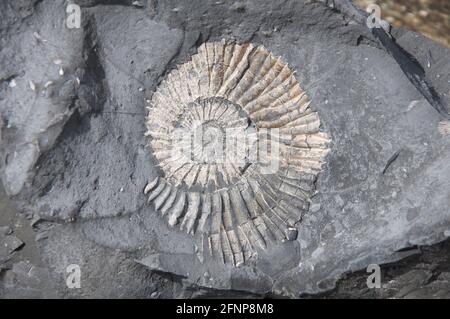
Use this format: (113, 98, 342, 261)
(144, 40, 330, 266)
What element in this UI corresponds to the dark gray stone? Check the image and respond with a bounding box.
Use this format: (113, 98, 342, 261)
(1, 0, 450, 298)
(312, 238, 450, 299)
(0, 235, 24, 255)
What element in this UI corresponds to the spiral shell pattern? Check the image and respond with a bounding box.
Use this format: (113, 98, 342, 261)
(145, 41, 330, 266)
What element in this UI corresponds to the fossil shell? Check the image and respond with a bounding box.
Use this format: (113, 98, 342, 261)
(145, 40, 331, 266)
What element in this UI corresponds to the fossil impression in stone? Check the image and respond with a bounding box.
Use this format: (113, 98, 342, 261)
(144, 41, 331, 266)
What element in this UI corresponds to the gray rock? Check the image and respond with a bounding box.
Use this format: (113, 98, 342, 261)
(1, 0, 450, 298)
(0, 235, 24, 255)
(0, 260, 57, 299)
(0, 233, 24, 268)
(0, 226, 12, 236)
(314, 238, 450, 299)
(286, 228, 299, 242)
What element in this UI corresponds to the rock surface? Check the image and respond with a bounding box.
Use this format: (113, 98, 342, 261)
(1, 0, 450, 298)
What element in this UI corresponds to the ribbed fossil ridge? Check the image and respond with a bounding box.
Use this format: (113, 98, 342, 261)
(145, 40, 331, 266)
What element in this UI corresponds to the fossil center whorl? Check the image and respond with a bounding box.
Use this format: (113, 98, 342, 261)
(167, 96, 257, 191)
(144, 40, 331, 267)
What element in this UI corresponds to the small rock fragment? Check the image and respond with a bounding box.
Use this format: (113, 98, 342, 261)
(231, 2, 246, 12)
(33, 32, 47, 42)
(286, 227, 298, 241)
(1, 235, 24, 254)
(132, 1, 144, 7)
(150, 291, 159, 298)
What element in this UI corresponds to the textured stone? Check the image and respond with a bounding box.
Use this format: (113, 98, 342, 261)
(0, 235, 24, 255)
(1, 0, 450, 298)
